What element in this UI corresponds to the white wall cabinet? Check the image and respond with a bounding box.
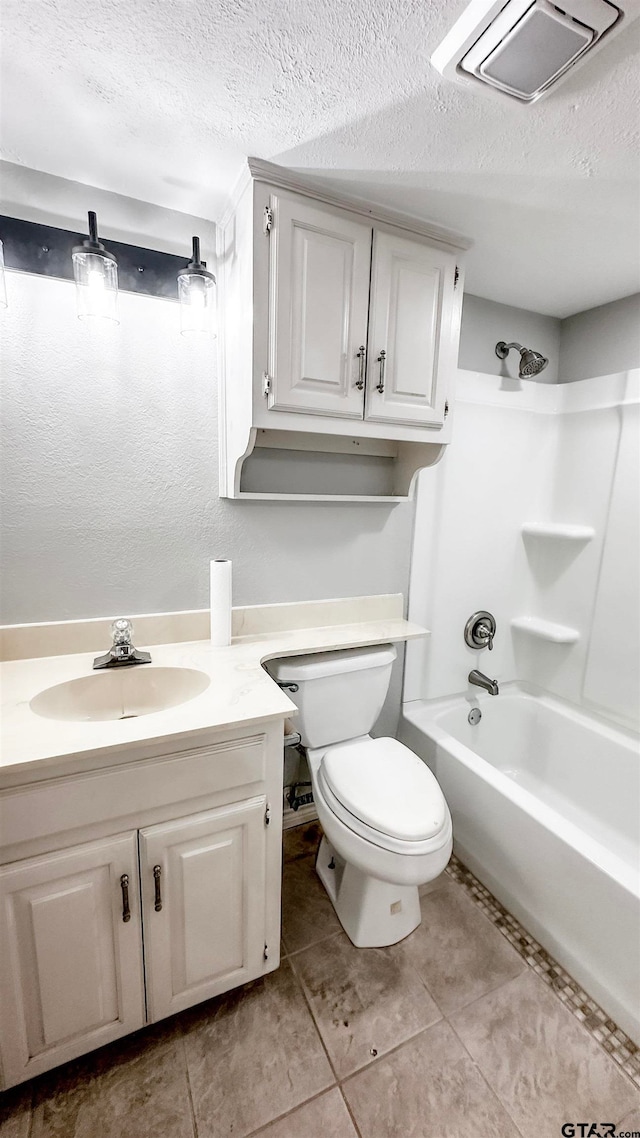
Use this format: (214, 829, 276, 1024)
(365, 230, 456, 427)
(266, 195, 457, 428)
(219, 159, 469, 501)
(0, 722, 284, 1089)
(267, 194, 372, 420)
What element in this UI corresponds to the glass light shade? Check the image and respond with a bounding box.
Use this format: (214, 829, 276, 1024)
(72, 250, 119, 323)
(0, 239, 7, 309)
(178, 269, 216, 336)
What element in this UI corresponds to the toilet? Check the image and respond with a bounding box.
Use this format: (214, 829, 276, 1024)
(267, 644, 452, 948)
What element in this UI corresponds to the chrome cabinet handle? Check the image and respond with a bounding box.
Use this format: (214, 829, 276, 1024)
(120, 873, 131, 923)
(355, 345, 366, 390)
(153, 865, 163, 911)
(376, 349, 386, 393)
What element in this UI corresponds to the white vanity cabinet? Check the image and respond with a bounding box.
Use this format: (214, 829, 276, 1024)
(0, 721, 284, 1089)
(140, 797, 267, 1022)
(0, 832, 145, 1088)
(218, 159, 469, 501)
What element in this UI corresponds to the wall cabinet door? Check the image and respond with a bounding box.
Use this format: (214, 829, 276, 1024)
(267, 192, 372, 419)
(0, 833, 144, 1086)
(365, 230, 457, 427)
(140, 797, 267, 1022)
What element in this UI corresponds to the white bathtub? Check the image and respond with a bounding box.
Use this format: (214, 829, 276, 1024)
(399, 685, 640, 1043)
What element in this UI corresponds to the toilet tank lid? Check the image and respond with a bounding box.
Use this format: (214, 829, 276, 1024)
(266, 643, 397, 683)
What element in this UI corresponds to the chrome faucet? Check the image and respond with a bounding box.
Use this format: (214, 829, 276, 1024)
(93, 619, 152, 670)
(468, 669, 499, 696)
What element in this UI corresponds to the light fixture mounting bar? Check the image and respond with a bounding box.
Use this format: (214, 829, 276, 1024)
(0, 215, 188, 299)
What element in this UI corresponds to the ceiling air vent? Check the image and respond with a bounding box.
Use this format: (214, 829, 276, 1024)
(431, 0, 637, 103)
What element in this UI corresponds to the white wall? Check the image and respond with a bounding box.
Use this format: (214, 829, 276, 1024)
(0, 273, 413, 623)
(0, 163, 418, 738)
(5, 164, 636, 740)
(405, 370, 640, 732)
(0, 161, 210, 257)
(0, 276, 412, 735)
(559, 294, 640, 383)
(458, 294, 561, 384)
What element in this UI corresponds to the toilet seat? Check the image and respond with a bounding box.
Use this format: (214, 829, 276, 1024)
(318, 737, 449, 855)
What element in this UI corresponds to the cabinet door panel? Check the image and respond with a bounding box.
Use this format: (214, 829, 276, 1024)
(366, 230, 457, 426)
(0, 833, 144, 1088)
(268, 193, 371, 418)
(141, 797, 266, 1022)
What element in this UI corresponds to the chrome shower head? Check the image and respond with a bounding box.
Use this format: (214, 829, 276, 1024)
(519, 348, 549, 377)
(495, 341, 549, 379)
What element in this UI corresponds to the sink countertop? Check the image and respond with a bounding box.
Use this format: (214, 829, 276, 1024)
(0, 607, 428, 787)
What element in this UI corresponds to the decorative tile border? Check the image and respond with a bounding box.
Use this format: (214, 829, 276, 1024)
(447, 855, 640, 1089)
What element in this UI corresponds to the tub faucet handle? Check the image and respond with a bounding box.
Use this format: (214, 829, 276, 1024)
(464, 611, 496, 651)
(477, 622, 494, 650)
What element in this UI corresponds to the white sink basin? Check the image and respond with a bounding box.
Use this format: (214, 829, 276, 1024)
(30, 666, 211, 723)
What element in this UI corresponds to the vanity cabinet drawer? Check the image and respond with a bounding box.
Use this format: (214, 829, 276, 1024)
(0, 733, 268, 852)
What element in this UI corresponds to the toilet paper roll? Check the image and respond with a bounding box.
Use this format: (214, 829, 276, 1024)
(210, 559, 232, 646)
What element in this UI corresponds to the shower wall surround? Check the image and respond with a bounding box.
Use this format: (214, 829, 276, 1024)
(405, 368, 640, 731)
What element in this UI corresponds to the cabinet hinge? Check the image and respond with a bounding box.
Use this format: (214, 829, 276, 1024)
(264, 803, 271, 826)
(263, 372, 272, 397)
(454, 266, 460, 289)
(263, 205, 274, 235)
(264, 943, 269, 960)
(444, 400, 449, 419)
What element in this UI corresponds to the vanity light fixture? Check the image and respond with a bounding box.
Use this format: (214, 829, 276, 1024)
(0, 239, 7, 309)
(177, 236, 216, 336)
(72, 211, 119, 323)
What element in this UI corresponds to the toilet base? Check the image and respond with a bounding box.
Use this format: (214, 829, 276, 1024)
(316, 835, 422, 948)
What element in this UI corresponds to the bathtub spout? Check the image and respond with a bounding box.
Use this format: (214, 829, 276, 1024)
(468, 670, 499, 696)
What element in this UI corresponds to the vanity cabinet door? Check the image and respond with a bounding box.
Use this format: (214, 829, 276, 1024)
(140, 797, 267, 1022)
(0, 832, 144, 1088)
(266, 191, 372, 419)
(365, 230, 458, 427)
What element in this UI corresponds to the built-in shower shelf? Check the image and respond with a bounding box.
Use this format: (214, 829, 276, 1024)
(521, 522, 595, 541)
(511, 616, 580, 644)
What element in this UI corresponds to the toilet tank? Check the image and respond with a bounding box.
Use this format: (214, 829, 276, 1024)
(266, 644, 397, 748)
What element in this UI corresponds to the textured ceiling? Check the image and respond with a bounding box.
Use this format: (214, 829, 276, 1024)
(1, 0, 639, 316)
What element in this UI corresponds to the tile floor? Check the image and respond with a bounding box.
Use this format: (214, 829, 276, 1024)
(1, 821, 639, 1138)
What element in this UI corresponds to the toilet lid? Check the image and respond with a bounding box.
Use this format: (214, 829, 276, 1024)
(320, 737, 447, 842)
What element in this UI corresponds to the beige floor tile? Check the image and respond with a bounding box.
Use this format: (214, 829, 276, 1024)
(283, 821, 322, 863)
(418, 870, 449, 897)
(0, 1083, 32, 1138)
(31, 1026, 194, 1138)
(451, 970, 640, 1138)
(343, 1019, 520, 1138)
(399, 880, 525, 1013)
(291, 930, 441, 1079)
(617, 1107, 640, 1130)
(253, 1088, 358, 1137)
(281, 853, 342, 954)
(183, 961, 334, 1138)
